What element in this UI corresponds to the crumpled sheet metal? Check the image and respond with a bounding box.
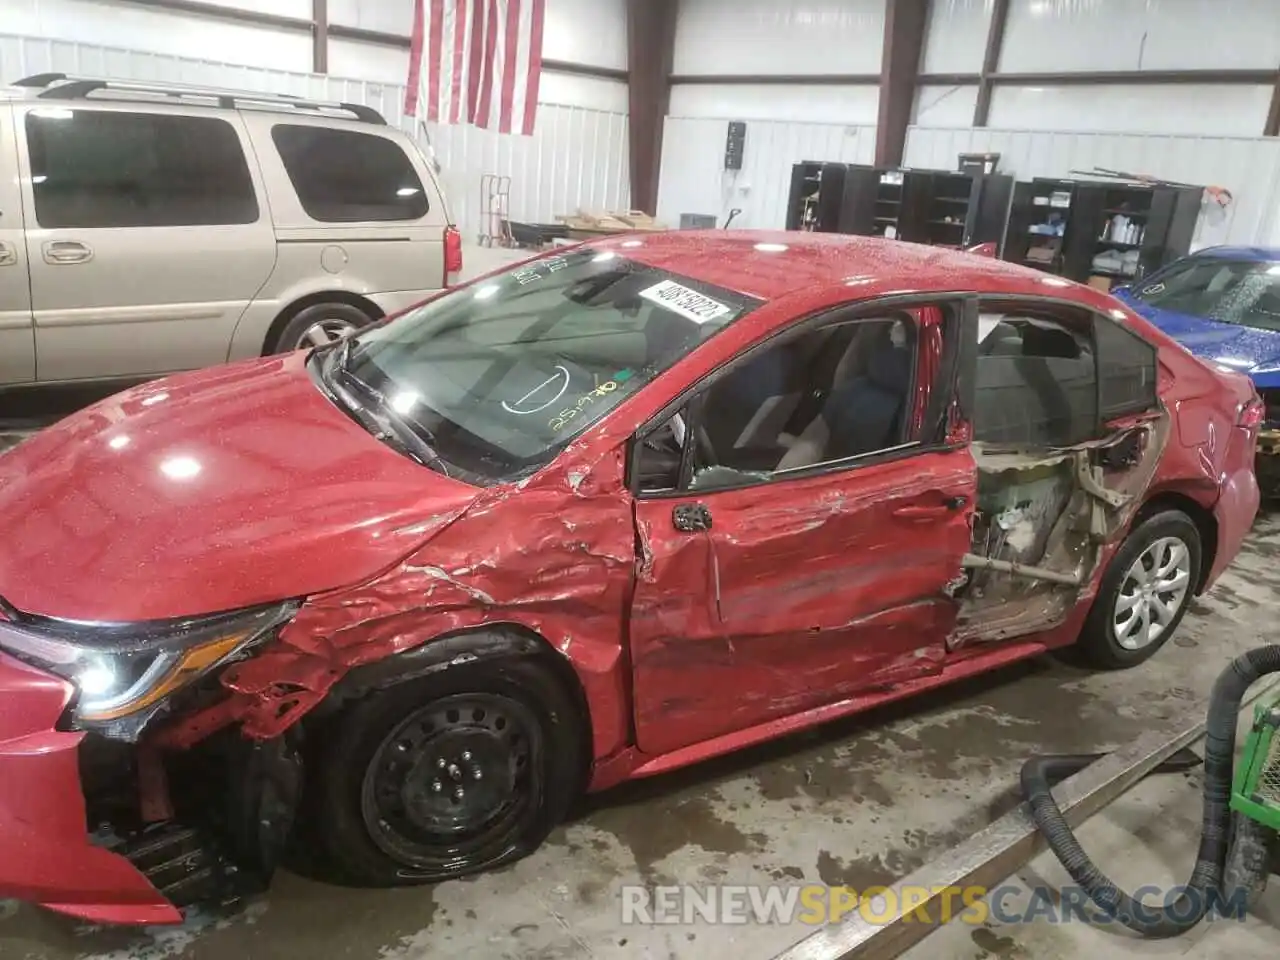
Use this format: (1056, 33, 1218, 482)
(161, 447, 636, 758)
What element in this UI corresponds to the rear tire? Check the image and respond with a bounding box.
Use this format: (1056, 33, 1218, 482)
(1076, 510, 1201, 670)
(308, 655, 584, 887)
(271, 302, 373, 354)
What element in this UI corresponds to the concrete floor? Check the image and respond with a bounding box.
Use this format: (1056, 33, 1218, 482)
(3, 247, 1280, 958)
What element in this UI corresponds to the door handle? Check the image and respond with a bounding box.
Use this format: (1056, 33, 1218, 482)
(42, 240, 93, 264)
(0, 242, 15, 267)
(893, 495, 968, 521)
(672, 502, 713, 533)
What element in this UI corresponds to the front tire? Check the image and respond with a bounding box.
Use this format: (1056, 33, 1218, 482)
(308, 656, 584, 887)
(1077, 509, 1201, 670)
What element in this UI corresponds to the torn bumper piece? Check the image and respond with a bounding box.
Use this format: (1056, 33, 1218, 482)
(0, 651, 181, 925)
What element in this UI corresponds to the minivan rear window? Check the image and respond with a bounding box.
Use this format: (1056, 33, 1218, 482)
(25, 110, 259, 229)
(271, 125, 429, 223)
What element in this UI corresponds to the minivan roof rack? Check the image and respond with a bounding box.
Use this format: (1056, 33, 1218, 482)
(11, 73, 387, 125)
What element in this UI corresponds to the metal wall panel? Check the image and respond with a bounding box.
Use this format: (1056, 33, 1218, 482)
(673, 0, 887, 76)
(921, 0, 992, 75)
(1000, 0, 1280, 73)
(904, 125, 1280, 249)
(668, 84, 881, 124)
(987, 83, 1273, 138)
(0, 31, 630, 243)
(657, 116, 877, 231)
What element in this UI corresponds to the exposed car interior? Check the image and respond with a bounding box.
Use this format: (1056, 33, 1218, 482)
(636, 312, 920, 492)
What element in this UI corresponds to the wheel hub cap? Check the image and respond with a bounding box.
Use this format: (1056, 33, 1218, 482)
(299, 318, 357, 348)
(1113, 535, 1192, 650)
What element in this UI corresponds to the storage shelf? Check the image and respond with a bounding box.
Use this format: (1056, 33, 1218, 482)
(1096, 240, 1141, 250)
(1103, 208, 1149, 218)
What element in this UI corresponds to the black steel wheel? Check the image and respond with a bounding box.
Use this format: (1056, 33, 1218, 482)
(308, 651, 585, 886)
(360, 693, 540, 872)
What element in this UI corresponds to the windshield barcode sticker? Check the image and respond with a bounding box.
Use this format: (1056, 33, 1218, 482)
(640, 280, 733, 325)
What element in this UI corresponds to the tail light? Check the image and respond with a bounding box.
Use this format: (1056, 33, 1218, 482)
(444, 225, 463, 285)
(1240, 396, 1265, 429)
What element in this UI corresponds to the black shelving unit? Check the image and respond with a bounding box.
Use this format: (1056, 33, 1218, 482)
(896, 169, 1014, 251)
(786, 161, 851, 232)
(1002, 178, 1203, 287)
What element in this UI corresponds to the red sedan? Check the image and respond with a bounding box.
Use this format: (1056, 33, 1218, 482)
(0, 232, 1262, 924)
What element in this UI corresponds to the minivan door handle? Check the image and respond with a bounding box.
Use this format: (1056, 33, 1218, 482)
(42, 240, 93, 264)
(0, 241, 15, 267)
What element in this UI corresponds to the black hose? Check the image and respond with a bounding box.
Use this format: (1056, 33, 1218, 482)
(1021, 644, 1280, 937)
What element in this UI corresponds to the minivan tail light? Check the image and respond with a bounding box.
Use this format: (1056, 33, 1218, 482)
(1240, 396, 1265, 429)
(444, 225, 463, 285)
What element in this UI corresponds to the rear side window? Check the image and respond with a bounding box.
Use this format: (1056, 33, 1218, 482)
(25, 110, 258, 228)
(1095, 316, 1157, 420)
(974, 311, 1097, 446)
(272, 125, 428, 222)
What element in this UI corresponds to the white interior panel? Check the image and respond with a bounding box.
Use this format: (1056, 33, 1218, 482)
(543, 0, 627, 71)
(657, 116, 876, 232)
(538, 73, 628, 113)
(1000, 0, 1280, 72)
(904, 125, 1280, 250)
(988, 84, 1274, 138)
(328, 39, 410, 86)
(914, 84, 980, 126)
(0, 0, 312, 73)
(673, 0, 887, 77)
(328, 0, 415, 34)
(921, 0, 991, 74)
(188, 0, 313, 16)
(669, 84, 881, 125)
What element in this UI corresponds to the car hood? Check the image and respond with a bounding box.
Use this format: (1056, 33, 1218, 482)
(0, 354, 481, 622)
(1117, 292, 1280, 384)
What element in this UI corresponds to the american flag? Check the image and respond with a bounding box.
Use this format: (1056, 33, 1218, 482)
(404, 0, 546, 136)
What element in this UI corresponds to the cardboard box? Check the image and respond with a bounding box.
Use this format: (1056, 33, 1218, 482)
(1087, 275, 1114, 292)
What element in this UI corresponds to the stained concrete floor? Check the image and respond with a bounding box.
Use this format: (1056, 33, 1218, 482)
(4, 251, 1280, 958)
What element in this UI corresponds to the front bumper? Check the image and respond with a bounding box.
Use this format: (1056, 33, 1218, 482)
(0, 651, 181, 925)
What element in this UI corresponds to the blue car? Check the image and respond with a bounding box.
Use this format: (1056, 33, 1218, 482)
(1113, 246, 1280, 490)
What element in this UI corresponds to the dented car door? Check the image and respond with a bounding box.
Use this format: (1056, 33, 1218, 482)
(628, 300, 978, 758)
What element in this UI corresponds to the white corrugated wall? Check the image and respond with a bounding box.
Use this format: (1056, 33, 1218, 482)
(0, 32, 630, 242)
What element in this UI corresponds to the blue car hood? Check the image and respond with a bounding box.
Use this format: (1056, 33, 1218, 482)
(1116, 291, 1280, 389)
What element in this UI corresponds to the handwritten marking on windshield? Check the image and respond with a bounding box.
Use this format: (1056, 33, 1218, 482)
(501, 365, 571, 415)
(549, 379, 623, 432)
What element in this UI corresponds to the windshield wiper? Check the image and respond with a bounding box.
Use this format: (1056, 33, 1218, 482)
(327, 356, 453, 478)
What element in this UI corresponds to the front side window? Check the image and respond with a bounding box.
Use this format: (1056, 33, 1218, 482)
(637, 311, 924, 494)
(974, 309, 1096, 446)
(25, 109, 258, 228)
(272, 125, 428, 222)
(1134, 258, 1280, 332)
(318, 249, 759, 484)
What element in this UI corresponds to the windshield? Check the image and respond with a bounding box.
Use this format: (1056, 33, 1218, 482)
(320, 248, 760, 484)
(1133, 258, 1280, 332)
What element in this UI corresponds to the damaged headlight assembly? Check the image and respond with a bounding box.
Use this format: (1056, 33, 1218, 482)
(0, 601, 297, 739)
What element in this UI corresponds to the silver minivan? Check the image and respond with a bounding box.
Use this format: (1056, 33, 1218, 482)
(0, 73, 459, 390)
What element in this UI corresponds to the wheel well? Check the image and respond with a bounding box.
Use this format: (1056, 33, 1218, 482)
(313, 623, 595, 785)
(1134, 491, 1218, 593)
(263, 291, 385, 354)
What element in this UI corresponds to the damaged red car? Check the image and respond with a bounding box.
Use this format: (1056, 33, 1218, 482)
(0, 232, 1262, 924)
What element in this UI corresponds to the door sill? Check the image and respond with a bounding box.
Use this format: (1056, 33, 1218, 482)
(588, 638, 1050, 791)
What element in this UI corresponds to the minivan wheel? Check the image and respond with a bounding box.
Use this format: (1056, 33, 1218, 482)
(308, 656, 584, 886)
(1076, 509, 1201, 670)
(272, 302, 373, 354)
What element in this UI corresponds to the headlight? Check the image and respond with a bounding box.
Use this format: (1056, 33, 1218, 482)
(0, 602, 296, 737)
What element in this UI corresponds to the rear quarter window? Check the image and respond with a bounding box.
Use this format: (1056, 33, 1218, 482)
(271, 124, 428, 223)
(1095, 315, 1157, 420)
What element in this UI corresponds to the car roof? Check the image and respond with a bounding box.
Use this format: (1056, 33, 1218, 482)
(594, 230, 1101, 305)
(1189, 245, 1280, 263)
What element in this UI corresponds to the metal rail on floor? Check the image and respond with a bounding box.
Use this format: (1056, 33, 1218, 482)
(770, 675, 1280, 960)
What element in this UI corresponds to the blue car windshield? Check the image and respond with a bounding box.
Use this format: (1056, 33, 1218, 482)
(1134, 258, 1280, 332)
(324, 248, 760, 484)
